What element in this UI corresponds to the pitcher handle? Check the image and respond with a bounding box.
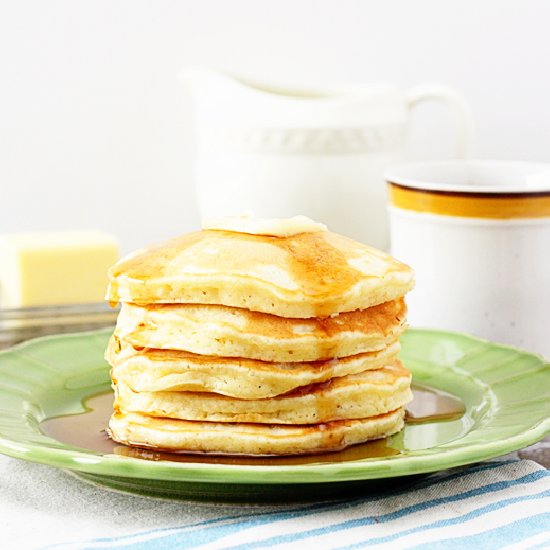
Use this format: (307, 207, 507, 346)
(406, 84, 474, 158)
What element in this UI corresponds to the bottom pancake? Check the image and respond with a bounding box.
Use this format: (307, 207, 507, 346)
(108, 408, 405, 456)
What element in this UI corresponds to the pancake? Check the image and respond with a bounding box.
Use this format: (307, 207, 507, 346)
(106, 228, 414, 318)
(114, 299, 407, 362)
(108, 407, 405, 456)
(113, 361, 412, 424)
(107, 336, 401, 398)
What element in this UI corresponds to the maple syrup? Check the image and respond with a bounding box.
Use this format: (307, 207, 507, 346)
(40, 384, 465, 465)
(405, 384, 466, 424)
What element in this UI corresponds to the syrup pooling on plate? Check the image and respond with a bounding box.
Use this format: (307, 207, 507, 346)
(40, 384, 465, 464)
(405, 385, 465, 424)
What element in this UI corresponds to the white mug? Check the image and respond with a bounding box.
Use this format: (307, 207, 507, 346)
(183, 68, 473, 250)
(386, 160, 550, 358)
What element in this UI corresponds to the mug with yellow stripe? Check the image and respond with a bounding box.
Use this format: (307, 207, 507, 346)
(386, 160, 550, 359)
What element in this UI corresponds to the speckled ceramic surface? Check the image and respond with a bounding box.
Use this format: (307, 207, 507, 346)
(0, 328, 548, 501)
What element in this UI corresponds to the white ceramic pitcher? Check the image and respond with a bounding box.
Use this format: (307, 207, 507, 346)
(183, 68, 473, 249)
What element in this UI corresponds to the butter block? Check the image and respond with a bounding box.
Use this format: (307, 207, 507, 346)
(202, 215, 328, 237)
(0, 231, 119, 308)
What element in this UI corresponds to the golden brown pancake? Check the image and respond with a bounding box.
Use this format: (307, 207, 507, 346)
(113, 361, 412, 424)
(105, 217, 414, 456)
(106, 229, 414, 318)
(113, 299, 407, 362)
(108, 408, 405, 456)
(107, 336, 401, 398)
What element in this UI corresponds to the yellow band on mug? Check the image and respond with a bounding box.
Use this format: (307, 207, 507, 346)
(388, 183, 550, 219)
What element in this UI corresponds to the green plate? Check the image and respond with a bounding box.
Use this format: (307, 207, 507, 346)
(0, 328, 549, 501)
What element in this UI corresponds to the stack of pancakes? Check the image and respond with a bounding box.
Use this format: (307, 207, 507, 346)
(106, 217, 415, 456)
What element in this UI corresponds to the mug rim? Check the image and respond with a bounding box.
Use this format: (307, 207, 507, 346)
(385, 160, 550, 195)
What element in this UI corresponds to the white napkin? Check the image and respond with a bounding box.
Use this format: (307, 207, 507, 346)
(2, 456, 549, 550)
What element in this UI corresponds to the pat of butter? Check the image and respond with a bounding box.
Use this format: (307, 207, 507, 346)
(202, 215, 328, 237)
(0, 231, 119, 308)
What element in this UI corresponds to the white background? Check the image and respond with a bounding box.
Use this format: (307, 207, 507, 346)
(1, 0, 549, 253)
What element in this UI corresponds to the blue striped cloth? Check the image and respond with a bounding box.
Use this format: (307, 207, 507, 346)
(50, 459, 550, 550)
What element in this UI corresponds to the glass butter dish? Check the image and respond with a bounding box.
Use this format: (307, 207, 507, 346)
(0, 303, 118, 349)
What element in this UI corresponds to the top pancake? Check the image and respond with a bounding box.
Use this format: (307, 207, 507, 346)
(106, 228, 414, 318)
